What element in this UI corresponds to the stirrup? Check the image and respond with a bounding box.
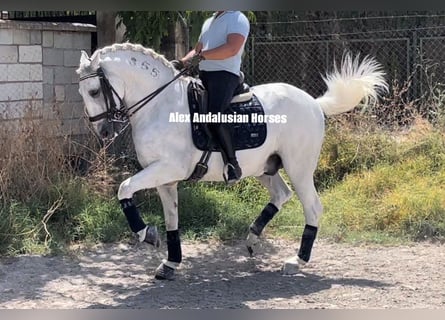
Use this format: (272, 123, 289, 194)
(223, 163, 242, 186)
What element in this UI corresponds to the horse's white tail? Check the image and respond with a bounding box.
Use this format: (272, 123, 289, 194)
(316, 53, 388, 116)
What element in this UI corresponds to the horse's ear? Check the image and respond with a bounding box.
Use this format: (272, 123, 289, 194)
(80, 50, 90, 64)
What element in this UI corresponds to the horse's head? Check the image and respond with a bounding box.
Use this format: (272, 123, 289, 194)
(77, 50, 125, 139)
(77, 43, 177, 140)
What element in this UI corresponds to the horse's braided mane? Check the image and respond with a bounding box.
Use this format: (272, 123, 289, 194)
(77, 42, 174, 75)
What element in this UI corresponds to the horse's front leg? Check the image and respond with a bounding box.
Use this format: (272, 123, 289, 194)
(154, 183, 180, 280)
(117, 162, 183, 273)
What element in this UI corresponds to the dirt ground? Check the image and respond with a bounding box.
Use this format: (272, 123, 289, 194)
(0, 238, 444, 309)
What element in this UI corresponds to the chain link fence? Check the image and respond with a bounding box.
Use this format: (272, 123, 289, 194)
(242, 26, 445, 105)
(239, 16, 445, 117)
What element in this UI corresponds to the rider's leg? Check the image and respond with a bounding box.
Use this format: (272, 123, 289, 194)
(199, 70, 242, 183)
(214, 123, 241, 182)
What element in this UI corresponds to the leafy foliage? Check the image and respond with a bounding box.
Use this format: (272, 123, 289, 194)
(117, 11, 213, 51)
(117, 12, 178, 50)
(117, 11, 256, 52)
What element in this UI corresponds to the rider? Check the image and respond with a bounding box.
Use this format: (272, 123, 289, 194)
(175, 11, 250, 184)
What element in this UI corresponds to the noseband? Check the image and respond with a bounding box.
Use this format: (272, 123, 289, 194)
(79, 66, 190, 123)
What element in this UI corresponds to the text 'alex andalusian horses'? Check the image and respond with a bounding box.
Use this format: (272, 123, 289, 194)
(77, 43, 387, 280)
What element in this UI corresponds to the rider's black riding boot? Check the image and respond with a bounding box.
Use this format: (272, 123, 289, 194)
(215, 124, 242, 184)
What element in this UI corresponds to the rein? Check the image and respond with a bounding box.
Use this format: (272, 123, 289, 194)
(79, 65, 190, 123)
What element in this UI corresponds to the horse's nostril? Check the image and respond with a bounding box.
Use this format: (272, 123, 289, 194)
(101, 129, 110, 139)
(99, 124, 111, 139)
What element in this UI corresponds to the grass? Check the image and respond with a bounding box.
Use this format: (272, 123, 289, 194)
(320, 119, 445, 243)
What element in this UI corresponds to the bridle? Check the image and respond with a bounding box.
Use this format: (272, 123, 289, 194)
(79, 65, 191, 123)
(79, 68, 126, 123)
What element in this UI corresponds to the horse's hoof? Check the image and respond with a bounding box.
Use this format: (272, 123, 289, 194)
(154, 263, 175, 280)
(144, 226, 161, 248)
(282, 256, 307, 275)
(246, 232, 260, 256)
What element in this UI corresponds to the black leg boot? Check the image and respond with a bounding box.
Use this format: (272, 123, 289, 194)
(215, 124, 242, 184)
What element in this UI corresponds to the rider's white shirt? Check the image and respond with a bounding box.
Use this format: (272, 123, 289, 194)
(198, 11, 250, 76)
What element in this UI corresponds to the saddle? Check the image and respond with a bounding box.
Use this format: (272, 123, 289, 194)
(185, 75, 267, 181)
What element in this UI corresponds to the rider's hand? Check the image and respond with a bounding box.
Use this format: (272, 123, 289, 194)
(184, 52, 205, 68)
(171, 59, 185, 71)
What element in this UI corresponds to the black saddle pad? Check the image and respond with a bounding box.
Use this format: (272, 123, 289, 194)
(187, 80, 267, 152)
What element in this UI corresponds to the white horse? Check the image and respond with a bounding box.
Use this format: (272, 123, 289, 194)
(77, 43, 387, 280)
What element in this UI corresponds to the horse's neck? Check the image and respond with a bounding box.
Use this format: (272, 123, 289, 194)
(101, 51, 187, 128)
(126, 70, 190, 130)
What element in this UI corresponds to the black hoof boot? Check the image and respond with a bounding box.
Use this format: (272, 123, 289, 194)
(144, 226, 161, 248)
(154, 263, 175, 280)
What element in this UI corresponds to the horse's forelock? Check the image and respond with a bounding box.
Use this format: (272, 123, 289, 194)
(76, 63, 94, 76)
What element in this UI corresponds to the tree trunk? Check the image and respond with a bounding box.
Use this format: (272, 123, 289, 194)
(160, 19, 177, 60)
(175, 18, 189, 58)
(96, 11, 117, 48)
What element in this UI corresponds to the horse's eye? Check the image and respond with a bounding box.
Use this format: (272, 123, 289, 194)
(89, 88, 100, 97)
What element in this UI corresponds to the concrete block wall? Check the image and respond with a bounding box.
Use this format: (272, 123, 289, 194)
(0, 19, 96, 135)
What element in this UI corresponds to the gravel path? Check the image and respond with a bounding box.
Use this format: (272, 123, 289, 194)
(1, 239, 444, 309)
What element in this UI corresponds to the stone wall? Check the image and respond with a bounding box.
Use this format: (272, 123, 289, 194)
(0, 19, 96, 135)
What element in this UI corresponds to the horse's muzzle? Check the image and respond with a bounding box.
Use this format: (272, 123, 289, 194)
(98, 121, 114, 140)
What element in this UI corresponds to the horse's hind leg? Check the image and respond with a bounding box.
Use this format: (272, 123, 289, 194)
(154, 183, 181, 281)
(284, 172, 323, 275)
(246, 173, 293, 255)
